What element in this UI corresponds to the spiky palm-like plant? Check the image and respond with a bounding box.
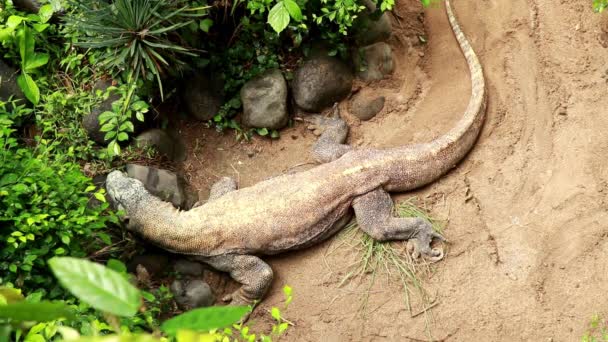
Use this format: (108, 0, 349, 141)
(67, 0, 205, 99)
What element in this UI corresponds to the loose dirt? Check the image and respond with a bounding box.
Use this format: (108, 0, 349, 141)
(178, 0, 608, 339)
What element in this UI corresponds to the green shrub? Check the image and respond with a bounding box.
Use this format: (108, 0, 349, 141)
(66, 0, 207, 99)
(0, 103, 117, 296)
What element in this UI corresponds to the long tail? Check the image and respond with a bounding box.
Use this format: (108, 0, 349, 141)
(387, 0, 487, 191)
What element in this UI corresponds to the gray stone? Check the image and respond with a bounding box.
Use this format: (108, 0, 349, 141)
(171, 279, 215, 309)
(126, 164, 187, 208)
(82, 80, 121, 144)
(12, 0, 40, 13)
(127, 254, 169, 277)
(241, 69, 288, 129)
(354, 42, 394, 81)
(292, 56, 353, 113)
(183, 73, 224, 121)
(354, 0, 392, 46)
(134, 129, 186, 162)
(0, 59, 26, 106)
(174, 259, 204, 276)
(350, 90, 385, 120)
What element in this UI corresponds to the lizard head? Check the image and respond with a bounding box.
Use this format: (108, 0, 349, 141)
(106, 170, 147, 220)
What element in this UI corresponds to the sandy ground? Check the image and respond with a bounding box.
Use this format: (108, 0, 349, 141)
(177, 0, 608, 340)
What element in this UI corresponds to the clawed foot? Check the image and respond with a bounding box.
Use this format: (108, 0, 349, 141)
(406, 223, 447, 263)
(295, 103, 341, 136)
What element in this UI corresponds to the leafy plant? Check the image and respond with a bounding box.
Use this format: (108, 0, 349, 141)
(594, 0, 608, 12)
(97, 84, 150, 157)
(66, 0, 207, 99)
(1, 257, 296, 342)
(583, 314, 608, 342)
(0, 103, 117, 296)
(0, 4, 54, 104)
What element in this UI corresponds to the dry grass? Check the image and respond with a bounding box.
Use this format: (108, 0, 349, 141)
(335, 197, 446, 317)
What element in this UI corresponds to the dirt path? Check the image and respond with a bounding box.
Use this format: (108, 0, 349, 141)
(179, 0, 608, 339)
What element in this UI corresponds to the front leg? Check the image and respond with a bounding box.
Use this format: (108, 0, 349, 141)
(300, 103, 352, 163)
(193, 177, 238, 207)
(352, 188, 445, 261)
(196, 254, 273, 306)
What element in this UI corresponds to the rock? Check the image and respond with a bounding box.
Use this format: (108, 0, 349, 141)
(354, 42, 394, 81)
(183, 73, 224, 121)
(349, 90, 385, 120)
(127, 254, 169, 277)
(12, 0, 40, 13)
(0, 59, 26, 106)
(240, 69, 288, 129)
(171, 279, 215, 309)
(354, 0, 392, 46)
(82, 80, 122, 144)
(126, 164, 187, 208)
(134, 129, 186, 162)
(292, 56, 353, 112)
(174, 259, 204, 277)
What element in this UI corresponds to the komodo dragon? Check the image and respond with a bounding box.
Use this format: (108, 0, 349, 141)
(106, 0, 486, 306)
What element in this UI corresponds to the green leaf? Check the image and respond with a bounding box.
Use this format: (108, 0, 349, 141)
(271, 307, 280, 320)
(0, 302, 74, 322)
(18, 26, 35, 67)
(17, 73, 40, 104)
(6, 16, 25, 29)
(107, 140, 121, 156)
(0, 287, 24, 304)
(199, 18, 214, 33)
(117, 132, 129, 141)
(284, 0, 302, 21)
(270, 130, 280, 139)
(106, 259, 127, 274)
(98, 111, 115, 124)
(256, 128, 269, 136)
(94, 192, 106, 203)
(160, 306, 250, 336)
(268, 2, 290, 33)
(38, 4, 54, 23)
(120, 121, 135, 133)
(31, 23, 50, 32)
(24, 53, 49, 71)
(48, 257, 141, 317)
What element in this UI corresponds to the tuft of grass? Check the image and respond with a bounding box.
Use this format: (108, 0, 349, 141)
(335, 197, 446, 316)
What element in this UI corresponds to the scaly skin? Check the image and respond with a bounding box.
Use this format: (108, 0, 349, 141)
(107, 0, 486, 306)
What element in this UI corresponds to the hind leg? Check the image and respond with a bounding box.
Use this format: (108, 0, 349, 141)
(301, 104, 352, 163)
(196, 254, 273, 306)
(193, 177, 238, 207)
(352, 188, 445, 261)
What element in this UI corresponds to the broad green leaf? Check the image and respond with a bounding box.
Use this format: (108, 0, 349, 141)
(284, 0, 302, 21)
(24, 53, 49, 71)
(6, 16, 25, 29)
(117, 132, 129, 141)
(48, 257, 141, 317)
(17, 26, 35, 67)
(32, 23, 50, 32)
(0, 287, 24, 304)
(256, 128, 269, 136)
(108, 140, 121, 156)
(120, 121, 135, 133)
(17, 73, 40, 104)
(106, 259, 127, 274)
(0, 301, 73, 322)
(199, 18, 213, 33)
(38, 4, 54, 23)
(267, 2, 290, 33)
(0, 27, 15, 42)
(160, 306, 250, 336)
(97, 111, 115, 124)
